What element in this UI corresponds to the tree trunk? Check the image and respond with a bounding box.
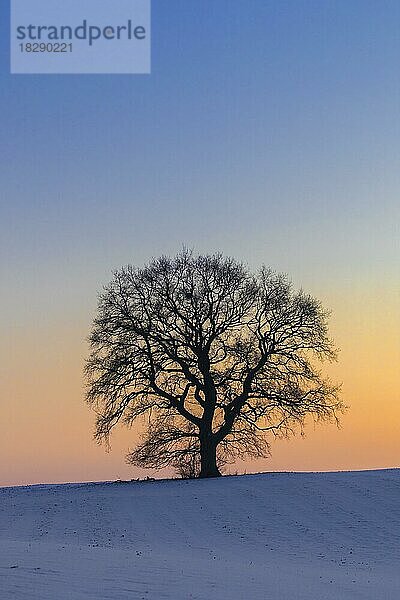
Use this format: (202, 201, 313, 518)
(199, 437, 221, 478)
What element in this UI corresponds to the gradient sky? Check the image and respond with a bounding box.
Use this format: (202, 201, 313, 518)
(1, 0, 399, 486)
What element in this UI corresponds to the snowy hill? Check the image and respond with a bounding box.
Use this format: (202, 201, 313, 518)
(1, 469, 399, 599)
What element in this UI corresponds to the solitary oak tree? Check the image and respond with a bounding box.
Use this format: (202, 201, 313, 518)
(85, 250, 342, 478)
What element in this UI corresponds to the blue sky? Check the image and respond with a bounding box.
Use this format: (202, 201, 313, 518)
(1, 2, 399, 302)
(1, 1, 399, 484)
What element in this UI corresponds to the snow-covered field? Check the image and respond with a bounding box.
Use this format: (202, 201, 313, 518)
(1, 469, 399, 599)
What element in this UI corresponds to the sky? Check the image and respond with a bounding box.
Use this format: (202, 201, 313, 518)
(0, 0, 399, 486)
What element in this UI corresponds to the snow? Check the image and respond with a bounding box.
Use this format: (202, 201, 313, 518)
(1, 469, 399, 599)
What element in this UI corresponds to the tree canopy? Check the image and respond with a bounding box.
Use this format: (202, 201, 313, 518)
(85, 250, 342, 478)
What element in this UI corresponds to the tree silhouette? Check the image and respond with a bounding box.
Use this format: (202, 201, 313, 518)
(85, 250, 342, 478)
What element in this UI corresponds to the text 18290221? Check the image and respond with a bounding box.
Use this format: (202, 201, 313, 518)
(19, 43, 73, 53)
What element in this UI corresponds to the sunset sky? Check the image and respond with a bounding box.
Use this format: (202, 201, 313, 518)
(1, 0, 399, 486)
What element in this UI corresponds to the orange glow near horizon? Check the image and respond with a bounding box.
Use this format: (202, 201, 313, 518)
(1, 281, 399, 487)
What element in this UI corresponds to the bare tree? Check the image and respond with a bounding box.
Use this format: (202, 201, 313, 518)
(85, 250, 342, 478)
